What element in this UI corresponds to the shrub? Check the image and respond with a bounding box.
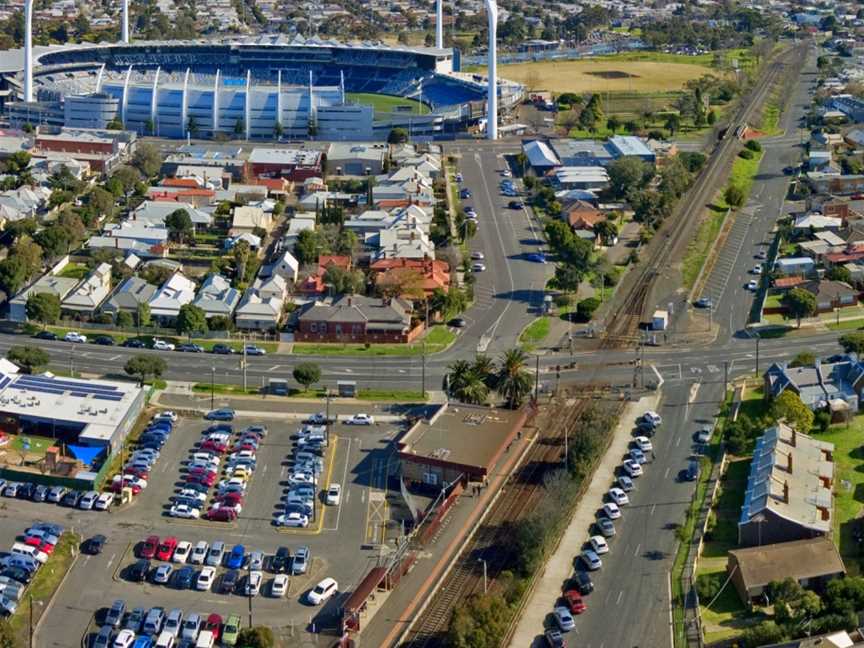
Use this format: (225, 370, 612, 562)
(738, 148, 755, 160)
(576, 297, 601, 321)
(695, 572, 724, 601)
(745, 139, 762, 152)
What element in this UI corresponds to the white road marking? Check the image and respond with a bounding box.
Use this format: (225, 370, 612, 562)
(650, 504, 656, 516)
(664, 467, 670, 479)
(106, 553, 116, 569)
(266, 365, 282, 372)
(616, 590, 624, 605)
(109, 354, 121, 361)
(633, 543, 641, 557)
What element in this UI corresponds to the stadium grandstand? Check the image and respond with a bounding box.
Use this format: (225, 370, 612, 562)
(0, 35, 523, 141)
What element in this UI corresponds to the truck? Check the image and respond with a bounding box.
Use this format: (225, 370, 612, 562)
(268, 378, 288, 396)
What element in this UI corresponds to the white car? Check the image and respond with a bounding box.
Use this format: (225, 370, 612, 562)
(608, 487, 629, 506)
(589, 535, 609, 555)
(602, 502, 621, 520)
(245, 570, 263, 596)
(623, 460, 643, 477)
(641, 411, 662, 426)
(94, 492, 114, 511)
(276, 512, 310, 528)
(501, 168, 512, 177)
(218, 477, 248, 492)
(176, 489, 207, 505)
(290, 472, 316, 486)
(553, 606, 575, 632)
(155, 411, 178, 422)
(326, 484, 341, 506)
(190, 541, 209, 565)
(617, 475, 634, 492)
(190, 453, 220, 467)
(152, 339, 175, 351)
(471, 251, 485, 261)
(695, 427, 712, 444)
(173, 541, 192, 563)
(196, 566, 216, 591)
(228, 450, 256, 463)
(306, 577, 338, 605)
(746, 279, 759, 291)
(169, 504, 200, 519)
(472, 262, 486, 272)
(629, 448, 647, 465)
(112, 629, 136, 648)
(752, 265, 763, 275)
(580, 549, 602, 571)
(634, 436, 653, 453)
(271, 574, 289, 598)
(345, 413, 374, 425)
(79, 491, 99, 510)
(64, 331, 87, 343)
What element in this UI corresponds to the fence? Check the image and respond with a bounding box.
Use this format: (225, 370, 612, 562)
(46, 319, 280, 342)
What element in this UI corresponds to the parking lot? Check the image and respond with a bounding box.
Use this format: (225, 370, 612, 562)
(24, 412, 406, 646)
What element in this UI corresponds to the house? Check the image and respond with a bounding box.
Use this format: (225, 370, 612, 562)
(61, 263, 112, 317)
(192, 274, 241, 320)
(726, 537, 845, 604)
(147, 272, 197, 323)
(800, 279, 858, 312)
(793, 213, 843, 231)
(272, 250, 300, 284)
(369, 257, 450, 297)
(774, 257, 817, 277)
(132, 201, 212, 229)
(549, 138, 613, 167)
(845, 129, 864, 147)
(235, 276, 286, 331)
(101, 276, 158, 319)
(88, 222, 170, 259)
(553, 167, 609, 191)
(565, 201, 604, 230)
(230, 206, 273, 236)
(738, 423, 834, 547)
(764, 354, 864, 412)
(606, 135, 656, 164)
(8, 260, 81, 322)
(296, 294, 419, 343)
(759, 630, 864, 648)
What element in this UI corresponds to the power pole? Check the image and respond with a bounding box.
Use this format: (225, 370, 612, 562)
(534, 354, 540, 401)
(241, 337, 247, 392)
(755, 335, 760, 376)
(325, 389, 331, 447)
(421, 343, 427, 399)
(210, 366, 215, 410)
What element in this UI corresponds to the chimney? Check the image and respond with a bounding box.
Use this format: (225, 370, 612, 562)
(783, 480, 789, 502)
(787, 451, 793, 473)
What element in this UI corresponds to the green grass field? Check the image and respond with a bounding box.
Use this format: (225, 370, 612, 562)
(11, 434, 54, 456)
(292, 325, 456, 357)
(519, 316, 551, 348)
(345, 92, 429, 114)
(683, 206, 728, 290)
(821, 417, 864, 575)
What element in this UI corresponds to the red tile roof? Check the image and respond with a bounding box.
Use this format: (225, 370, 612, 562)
(773, 276, 806, 289)
(161, 177, 200, 188)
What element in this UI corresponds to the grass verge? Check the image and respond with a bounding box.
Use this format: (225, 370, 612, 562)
(682, 206, 728, 289)
(292, 326, 456, 357)
(191, 383, 428, 402)
(821, 418, 864, 575)
(519, 317, 551, 348)
(9, 532, 81, 644)
(33, 326, 278, 354)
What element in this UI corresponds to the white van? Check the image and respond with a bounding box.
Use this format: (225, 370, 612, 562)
(11, 543, 48, 564)
(195, 630, 215, 648)
(155, 631, 175, 648)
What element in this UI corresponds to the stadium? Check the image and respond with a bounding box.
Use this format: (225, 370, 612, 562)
(2, 35, 523, 141)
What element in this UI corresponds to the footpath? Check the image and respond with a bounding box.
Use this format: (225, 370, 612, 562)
(507, 392, 662, 647)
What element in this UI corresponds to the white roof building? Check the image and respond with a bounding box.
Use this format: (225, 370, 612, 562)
(148, 272, 197, 319)
(61, 263, 112, 314)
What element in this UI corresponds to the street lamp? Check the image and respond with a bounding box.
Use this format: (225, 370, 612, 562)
(478, 558, 487, 594)
(210, 366, 215, 410)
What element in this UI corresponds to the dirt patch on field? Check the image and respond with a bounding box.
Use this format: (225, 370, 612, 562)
(586, 70, 639, 79)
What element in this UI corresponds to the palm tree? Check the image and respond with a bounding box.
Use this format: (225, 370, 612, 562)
(446, 360, 474, 396)
(497, 348, 533, 409)
(472, 354, 496, 388)
(460, 377, 489, 405)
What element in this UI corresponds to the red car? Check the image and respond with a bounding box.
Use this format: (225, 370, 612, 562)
(37, 540, 55, 555)
(216, 492, 244, 507)
(186, 472, 217, 487)
(200, 440, 227, 454)
(563, 590, 587, 615)
(187, 465, 212, 476)
(204, 508, 238, 522)
(231, 442, 257, 454)
(112, 480, 142, 495)
(24, 535, 43, 548)
(140, 535, 159, 559)
(204, 614, 222, 641)
(155, 536, 178, 561)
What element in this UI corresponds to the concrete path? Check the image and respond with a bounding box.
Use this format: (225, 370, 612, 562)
(507, 392, 662, 647)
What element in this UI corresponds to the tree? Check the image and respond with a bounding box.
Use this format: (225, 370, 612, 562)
(839, 332, 864, 354)
(771, 390, 814, 434)
(25, 292, 61, 327)
(293, 363, 321, 390)
(827, 265, 852, 284)
(165, 209, 194, 245)
(234, 118, 245, 136)
(784, 287, 817, 328)
(186, 115, 199, 137)
(294, 229, 320, 266)
(387, 127, 408, 144)
(0, 257, 28, 295)
(445, 360, 489, 404)
(132, 142, 162, 177)
(175, 304, 208, 338)
(111, 165, 140, 195)
(724, 185, 745, 208)
(115, 311, 134, 328)
(6, 346, 49, 374)
(593, 219, 619, 245)
(232, 240, 252, 285)
(664, 112, 681, 135)
(236, 627, 274, 648)
(447, 592, 510, 648)
(497, 348, 533, 409)
(323, 266, 364, 295)
(789, 351, 815, 367)
(0, 620, 15, 648)
(35, 225, 70, 261)
(124, 354, 167, 386)
(577, 297, 601, 321)
(742, 621, 786, 648)
(376, 267, 425, 300)
(136, 302, 151, 330)
(607, 157, 652, 199)
(86, 187, 115, 217)
(274, 121, 283, 138)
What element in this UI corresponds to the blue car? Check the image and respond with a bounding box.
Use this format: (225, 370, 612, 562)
(132, 637, 154, 648)
(226, 545, 245, 569)
(459, 188, 471, 199)
(526, 252, 547, 264)
(205, 408, 235, 421)
(173, 566, 194, 589)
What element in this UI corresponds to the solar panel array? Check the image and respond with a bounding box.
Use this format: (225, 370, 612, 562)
(10, 375, 125, 402)
(0, 374, 12, 391)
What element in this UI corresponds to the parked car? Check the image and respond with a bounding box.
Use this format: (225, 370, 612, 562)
(204, 409, 235, 421)
(617, 475, 634, 492)
(471, 262, 486, 272)
(602, 502, 621, 520)
(210, 344, 234, 355)
(225, 545, 245, 570)
(121, 339, 146, 348)
(177, 343, 204, 353)
(151, 339, 175, 351)
(172, 566, 194, 589)
(245, 571, 263, 596)
(580, 549, 602, 571)
(345, 413, 374, 425)
(325, 484, 341, 506)
(64, 331, 87, 343)
(623, 460, 643, 478)
(127, 559, 150, 582)
(196, 567, 216, 591)
(105, 599, 127, 627)
(221, 570, 239, 594)
(244, 345, 266, 356)
(93, 335, 115, 346)
(151, 564, 172, 585)
(156, 537, 178, 561)
(276, 512, 309, 528)
(595, 517, 615, 538)
(589, 535, 609, 555)
(553, 606, 575, 632)
(563, 590, 587, 615)
(608, 487, 629, 506)
(544, 629, 565, 648)
(84, 535, 107, 555)
(306, 577, 338, 605)
(33, 331, 57, 341)
(508, 200, 524, 209)
(221, 615, 240, 646)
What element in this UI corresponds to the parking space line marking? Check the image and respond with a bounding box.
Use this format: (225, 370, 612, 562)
(650, 504, 656, 516)
(633, 543, 641, 557)
(664, 467, 670, 479)
(324, 437, 351, 532)
(616, 590, 624, 605)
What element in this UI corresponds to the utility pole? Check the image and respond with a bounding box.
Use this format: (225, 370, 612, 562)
(755, 335, 761, 376)
(421, 342, 427, 399)
(68, 343, 74, 377)
(478, 558, 487, 594)
(241, 337, 247, 392)
(534, 354, 540, 401)
(247, 560, 253, 629)
(28, 593, 33, 648)
(723, 361, 728, 389)
(325, 389, 331, 447)
(210, 366, 215, 410)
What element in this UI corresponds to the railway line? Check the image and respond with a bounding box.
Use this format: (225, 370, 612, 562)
(602, 43, 807, 344)
(399, 395, 610, 647)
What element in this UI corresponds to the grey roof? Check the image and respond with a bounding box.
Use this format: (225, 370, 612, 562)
(298, 295, 411, 329)
(765, 354, 864, 408)
(192, 274, 241, 317)
(104, 276, 157, 312)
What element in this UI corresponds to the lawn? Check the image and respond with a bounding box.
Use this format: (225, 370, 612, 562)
(345, 92, 429, 114)
(56, 264, 89, 280)
(820, 418, 864, 575)
(9, 532, 81, 644)
(10, 434, 55, 457)
(292, 325, 456, 357)
(828, 317, 864, 331)
(714, 150, 764, 211)
(763, 292, 784, 310)
(682, 206, 728, 289)
(519, 316, 550, 348)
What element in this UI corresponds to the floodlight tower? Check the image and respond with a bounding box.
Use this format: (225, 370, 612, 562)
(23, 0, 33, 102)
(485, 0, 498, 140)
(435, 0, 443, 49)
(122, 0, 130, 43)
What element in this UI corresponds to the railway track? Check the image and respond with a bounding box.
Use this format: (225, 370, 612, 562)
(601, 44, 806, 345)
(399, 396, 597, 647)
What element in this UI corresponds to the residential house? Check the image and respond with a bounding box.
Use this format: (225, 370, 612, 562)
(247, 148, 323, 181)
(192, 274, 241, 320)
(764, 354, 864, 413)
(800, 279, 858, 312)
(727, 537, 845, 604)
(553, 167, 609, 191)
(282, 213, 317, 251)
(132, 200, 212, 230)
(774, 257, 817, 277)
(549, 139, 613, 167)
(296, 255, 352, 298)
(296, 294, 419, 343)
(606, 135, 656, 164)
(61, 263, 112, 318)
(565, 201, 605, 230)
(235, 275, 286, 331)
(522, 140, 560, 173)
(101, 276, 157, 319)
(369, 257, 450, 297)
(272, 250, 300, 284)
(8, 259, 81, 322)
(298, 190, 357, 211)
(87, 222, 169, 259)
(738, 423, 834, 547)
(375, 228, 435, 260)
(147, 272, 197, 323)
(230, 206, 273, 236)
(793, 213, 843, 231)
